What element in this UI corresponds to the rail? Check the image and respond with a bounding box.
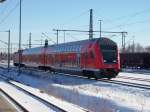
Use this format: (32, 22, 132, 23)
(0, 88, 29, 112)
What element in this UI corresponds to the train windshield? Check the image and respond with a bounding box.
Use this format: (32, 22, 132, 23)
(100, 45, 117, 64)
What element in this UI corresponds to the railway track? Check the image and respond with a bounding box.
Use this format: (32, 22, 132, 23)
(24, 67, 150, 90)
(57, 72, 150, 90)
(117, 75, 150, 83)
(0, 77, 66, 112)
(0, 89, 28, 112)
(55, 72, 150, 90)
(97, 78, 150, 90)
(1, 66, 150, 91)
(0, 75, 88, 112)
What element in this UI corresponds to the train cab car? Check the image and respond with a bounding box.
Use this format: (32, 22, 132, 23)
(81, 38, 120, 79)
(13, 38, 120, 79)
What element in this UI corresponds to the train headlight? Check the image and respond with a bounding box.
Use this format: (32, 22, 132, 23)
(113, 60, 116, 62)
(104, 60, 107, 62)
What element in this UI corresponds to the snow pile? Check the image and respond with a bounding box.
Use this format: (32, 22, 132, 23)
(0, 68, 150, 112)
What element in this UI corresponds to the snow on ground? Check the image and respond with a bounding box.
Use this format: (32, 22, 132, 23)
(10, 81, 88, 112)
(115, 72, 150, 86)
(0, 67, 150, 112)
(0, 60, 14, 67)
(122, 68, 150, 75)
(0, 79, 55, 112)
(119, 71, 150, 79)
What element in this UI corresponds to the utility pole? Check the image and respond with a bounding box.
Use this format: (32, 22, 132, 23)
(0, 30, 10, 72)
(98, 20, 102, 38)
(56, 30, 58, 45)
(89, 9, 93, 39)
(11, 43, 12, 55)
(7, 30, 10, 72)
(29, 32, 31, 48)
(18, 0, 22, 74)
(121, 32, 127, 53)
(124, 34, 126, 52)
(64, 31, 66, 43)
(121, 32, 124, 52)
(122, 33, 124, 50)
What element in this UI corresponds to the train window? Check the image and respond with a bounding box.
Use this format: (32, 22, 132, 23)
(64, 47, 66, 52)
(70, 47, 71, 52)
(67, 47, 69, 52)
(76, 47, 78, 52)
(73, 46, 75, 52)
(70, 46, 72, 52)
(100, 45, 117, 64)
(67, 48, 68, 52)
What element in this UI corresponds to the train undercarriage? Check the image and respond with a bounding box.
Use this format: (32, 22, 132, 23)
(14, 63, 118, 79)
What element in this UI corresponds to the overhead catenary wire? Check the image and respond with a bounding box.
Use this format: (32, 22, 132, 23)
(105, 8, 150, 30)
(66, 33, 79, 41)
(55, 9, 89, 42)
(0, 1, 20, 25)
(53, 29, 127, 34)
(113, 8, 150, 22)
(0, 0, 12, 18)
(106, 19, 150, 30)
(42, 32, 56, 44)
(60, 9, 89, 28)
(0, 0, 25, 26)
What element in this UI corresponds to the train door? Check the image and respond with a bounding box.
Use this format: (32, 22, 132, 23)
(40, 48, 47, 67)
(45, 48, 48, 67)
(77, 53, 80, 68)
(84, 48, 88, 68)
(81, 48, 88, 69)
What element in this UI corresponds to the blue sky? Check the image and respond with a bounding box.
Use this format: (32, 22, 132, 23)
(0, 0, 150, 51)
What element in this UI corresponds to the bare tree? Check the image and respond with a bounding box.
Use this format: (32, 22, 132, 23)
(145, 46, 150, 53)
(121, 43, 145, 53)
(136, 43, 145, 52)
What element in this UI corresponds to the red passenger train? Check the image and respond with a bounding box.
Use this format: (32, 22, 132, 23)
(13, 38, 120, 79)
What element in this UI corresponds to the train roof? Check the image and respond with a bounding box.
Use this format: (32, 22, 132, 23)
(23, 47, 43, 55)
(48, 37, 116, 47)
(22, 38, 116, 54)
(120, 52, 150, 54)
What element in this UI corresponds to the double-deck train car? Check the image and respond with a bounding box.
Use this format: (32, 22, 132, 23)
(13, 38, 120, 79)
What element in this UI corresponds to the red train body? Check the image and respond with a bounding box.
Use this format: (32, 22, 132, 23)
(13, 38, 120, 79)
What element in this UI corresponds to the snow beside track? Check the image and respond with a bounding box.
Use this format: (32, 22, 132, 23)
(0, 79, 55, 112)
(10, 81, 87, 112)
(122, 68, 150, 75)
(115, 72, 150, 86)
(119, 72, 150, 79)
(0, 67, 150, 112)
